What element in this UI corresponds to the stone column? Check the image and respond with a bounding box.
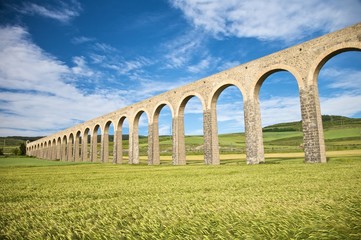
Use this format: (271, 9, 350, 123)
(129, 121, 139, 164)
(114, 129, 122, 164)
(203, 108, 220, 165)
(74, 136, 79, 161)
(56, 143, 61, 160)
(148, 120, 160, 165)
(90, 134, 97, 162)
(67, 140, 73, 162)
(244, 97, 265, 164)
(101, 133, 109, 163)
(300, 84, 327, 163)
(172, 115, 186, 165)
(61, 142, 67, 161)
(82, 133, 88, 162)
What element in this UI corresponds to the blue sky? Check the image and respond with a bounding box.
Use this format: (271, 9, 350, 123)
(0, 0, 361, 137)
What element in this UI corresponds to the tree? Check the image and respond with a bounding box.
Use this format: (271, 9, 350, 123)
(0, 148, 3, 156)
(12, 147, 19, 156)
(19, 143, 26, 155)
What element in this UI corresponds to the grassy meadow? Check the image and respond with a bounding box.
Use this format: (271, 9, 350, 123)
(1, 116, 360, 238)
(1, 156, 361, 239)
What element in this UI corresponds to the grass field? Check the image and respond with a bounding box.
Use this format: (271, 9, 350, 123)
(1, 155, 361, 239)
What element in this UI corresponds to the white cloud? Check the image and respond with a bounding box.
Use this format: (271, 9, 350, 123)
(71, 36, 95, 44)
(170, 0, 361, 41)
(15, 1, 81, 23)
(163, 31, 204, 69)
(320, 94, 361, 116)
(0, 26, 128, 136)
(320, 67, 361, 92)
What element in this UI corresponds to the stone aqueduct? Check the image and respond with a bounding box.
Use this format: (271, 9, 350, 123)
(26, 23, 361, 165)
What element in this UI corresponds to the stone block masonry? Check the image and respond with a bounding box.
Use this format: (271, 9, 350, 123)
(27, 23, 361, 165)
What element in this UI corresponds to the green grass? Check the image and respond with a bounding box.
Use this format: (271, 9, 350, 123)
(1, 156, 361, 239)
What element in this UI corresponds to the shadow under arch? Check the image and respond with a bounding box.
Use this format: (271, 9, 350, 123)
(210, 83, 245, 164)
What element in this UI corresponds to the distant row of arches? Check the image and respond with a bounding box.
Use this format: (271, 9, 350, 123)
(26, 23, 361, 164)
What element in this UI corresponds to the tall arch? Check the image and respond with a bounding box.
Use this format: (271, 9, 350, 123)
(150, 102, 174, 165)
(210, 83, 245, 164)
(91, 125, 101, 162)
(82, 128, 90, 162)
(61, 136, 67, 161)
(52, 139, 56, 160)
(68, 133, 74, 162)
(103, 120, 115, 163)
(129, 110, 149, 164)
(302, 44, 361, 163)
(115, 116, 128, 164)
(174, 93, 205, 165)
(256, 69, 303, 162)
(74, 131, 81, 161)
(56, 137, 61, 160)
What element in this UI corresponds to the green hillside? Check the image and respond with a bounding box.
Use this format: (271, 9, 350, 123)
(2, 115, 360, 156)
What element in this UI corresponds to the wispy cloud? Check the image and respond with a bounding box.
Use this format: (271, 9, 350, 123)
(170, 0, 361, 41)
(14, 1, 82, 23)
(71, 36, 95, 44)
(0, 26, 128, 136)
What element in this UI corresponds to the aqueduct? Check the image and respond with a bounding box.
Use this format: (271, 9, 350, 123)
(26, 23, 361, 165)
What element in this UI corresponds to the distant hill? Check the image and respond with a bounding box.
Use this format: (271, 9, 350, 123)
(262, 115, 361, 132)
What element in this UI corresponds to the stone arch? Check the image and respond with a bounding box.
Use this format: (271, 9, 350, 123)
(176, 92, 206, 115)
(207, 83, 246, 164)
(309, 43, 361, 86)
(61, 135, 67, 161)
(253, 65, 303, 100)
(103, 120, 115, 163)
(173, 93, 206, 165)
(56, 137, 61, 160)
(208, 82, 246, 109)
(43, 141, 47, 159)
(74, 131, 81, 161)
(82, 127, 91, 162)
(91, 124, 102, 162)
(114, 116, 128, 164)
(149, 102, 174, 165)
(68, 133, 75, 161)
(47, 140, 52, 160)
(129, 109, 150, 164)
(52, 139, 56, 160)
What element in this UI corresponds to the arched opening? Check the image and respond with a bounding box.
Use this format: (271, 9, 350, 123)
(68, 133, 74, 162)
(212, 85, 245, 164)
(82, 128, 90, 162)
(316, 50, 361, 156)
(48, 140, 52, 160)
(91, 125, 101, 162)
(132, 111, 149, 164)
(52, 139, 56, 160)
(256, 70, 303, 162)
(56, 137, 61, 160)
(62, 136, 67, 161)
(179, 95, 204, 165)
(104, 121, 115, 163)
(153, 104, 173, 165)
(116, 117, 129, 164)
(75, 131, 81, 161)
(43, 142, 47, 159)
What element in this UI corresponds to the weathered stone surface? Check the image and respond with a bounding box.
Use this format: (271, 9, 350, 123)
(27, 23, 361, 165)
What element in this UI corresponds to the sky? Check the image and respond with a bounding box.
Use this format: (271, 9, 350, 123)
(0, 0, 361, 137)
